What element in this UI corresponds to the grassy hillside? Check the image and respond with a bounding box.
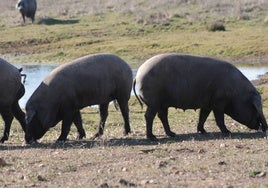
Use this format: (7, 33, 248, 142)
(0, 0, 267, 66)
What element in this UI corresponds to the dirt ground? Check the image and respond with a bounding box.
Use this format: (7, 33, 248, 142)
(0, 105, 267, 188)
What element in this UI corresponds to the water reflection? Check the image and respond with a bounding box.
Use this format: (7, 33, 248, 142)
(238, 66, 268, 80)
(16, 64, 268, 108)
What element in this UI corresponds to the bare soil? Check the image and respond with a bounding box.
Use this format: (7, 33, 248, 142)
(0, 100, 267, 187)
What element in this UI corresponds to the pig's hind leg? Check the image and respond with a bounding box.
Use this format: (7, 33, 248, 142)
(157, 107, 176, 138)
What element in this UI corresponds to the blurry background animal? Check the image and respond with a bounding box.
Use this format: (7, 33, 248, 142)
(16, 0, 37, 23)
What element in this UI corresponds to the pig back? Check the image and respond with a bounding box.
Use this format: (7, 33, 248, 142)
(136, 53, 254, 109)
(42, 54, 132, 108)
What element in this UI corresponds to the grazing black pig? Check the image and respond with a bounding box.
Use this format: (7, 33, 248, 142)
(25, 53, 132, 143)
(133, 53, 267, 140)
(16, 0, 37, 23)
(0, 58, 26, 143)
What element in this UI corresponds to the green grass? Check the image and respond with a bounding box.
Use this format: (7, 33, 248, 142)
(1, 10, 268, 66)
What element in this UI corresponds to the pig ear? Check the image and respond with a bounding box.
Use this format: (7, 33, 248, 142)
(26, 110, 36, 124)
(252, 95, 262, 114)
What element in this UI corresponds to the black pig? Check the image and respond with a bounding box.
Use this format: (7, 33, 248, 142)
(133, 53, 267, 140)
(16, 0, 37, 23)
(25, 53, 132, 143)
(0, 58, 26, 143)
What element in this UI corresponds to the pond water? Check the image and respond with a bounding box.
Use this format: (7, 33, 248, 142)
(17, 64, 58, 108)
(17, 64, 268, 108)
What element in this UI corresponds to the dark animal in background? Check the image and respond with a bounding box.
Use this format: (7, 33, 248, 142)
(25, 53, 133, 144)
(133, 53, 267, 140)
(16, 0, 37, 23)
(18, 68, 27, 84)
(0, 58, 26, 143)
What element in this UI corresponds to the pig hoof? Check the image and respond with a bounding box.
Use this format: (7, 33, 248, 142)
(22, 140, 31, 146)
(147, 134, 158, 141)
(24, 139, 37, 145)
(123, 130, 131, 136)
(167, 131, 176, 137)
(76, 134, 86, 140)
(0, 137, 7, 143)
(221, 130, 231, 136)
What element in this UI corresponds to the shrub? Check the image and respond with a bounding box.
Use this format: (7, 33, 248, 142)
(237, 14, 250, 20)
(207, 21, 226, 32)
